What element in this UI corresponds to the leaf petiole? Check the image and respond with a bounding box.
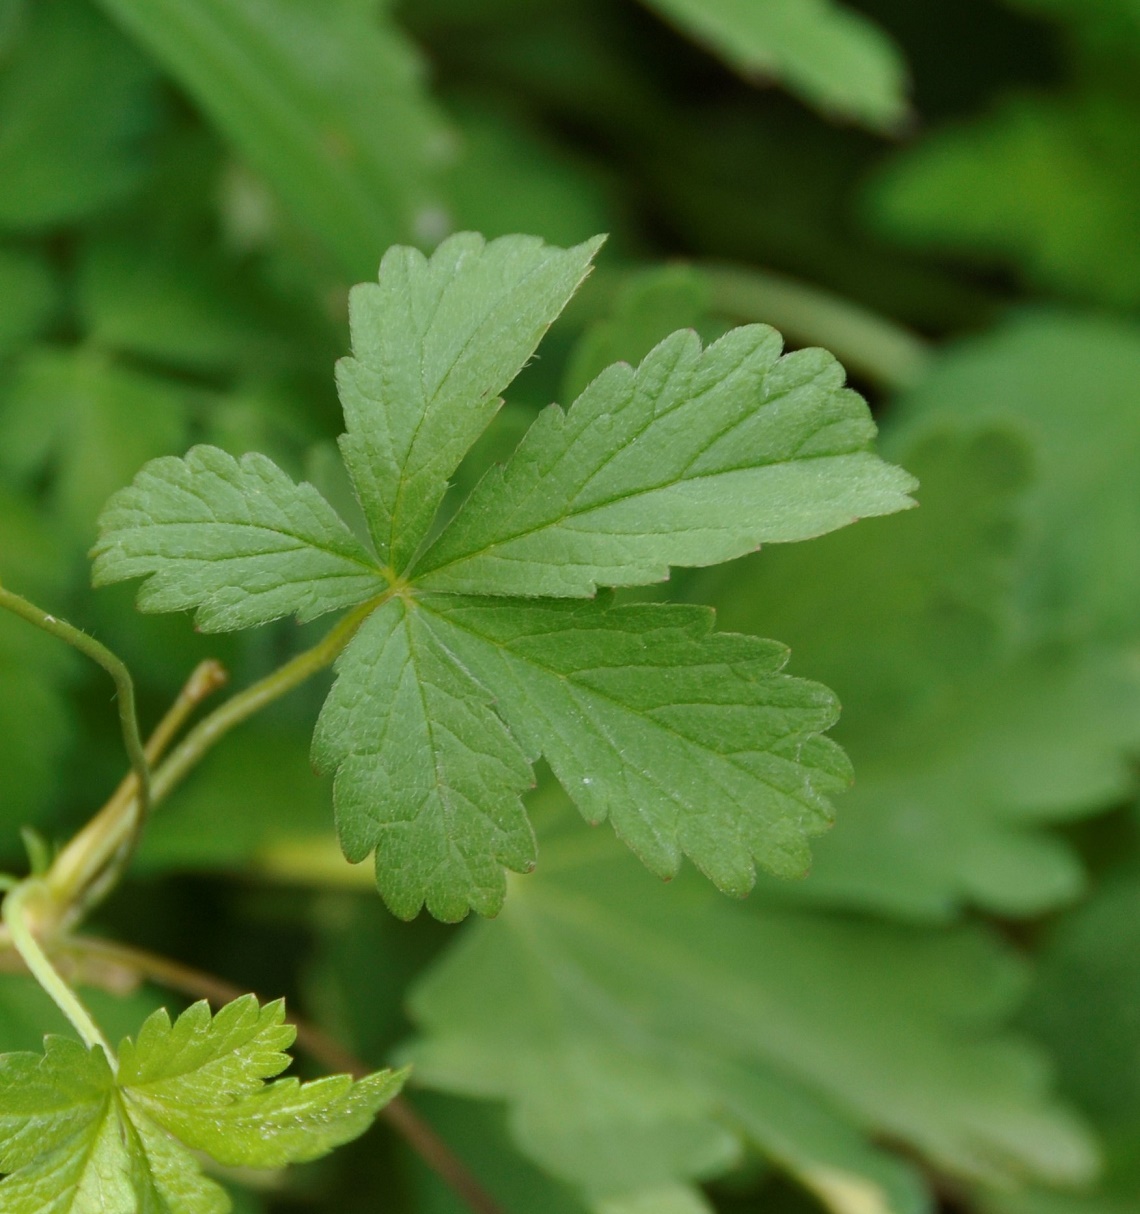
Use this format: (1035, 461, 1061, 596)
(2, 880, 117, 1066)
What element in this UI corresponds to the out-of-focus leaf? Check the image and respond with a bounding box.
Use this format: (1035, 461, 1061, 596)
(443, 98, 620, 250)
(95, 0, 452, 280)
(0, 0, 157, 229)
(983, 861, 1140, 1214)
(0, 246, 57, 359)
(0, 346, 190, 541)
(698, 428, 1140, 919)
(888, 312, 1140, 645)
(1007, 0, 1140, 56)
(868, 94, 1140, 309)
(0, 487, 75, 831)
(404, 1092, 592, 1214)
(77, 236, 286, 374)
(639, 0, 910, 130)
(786, 643, 1140, 919)
(407, 810, 1094, 1209)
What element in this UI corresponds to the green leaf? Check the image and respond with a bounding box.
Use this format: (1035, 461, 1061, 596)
(93, 0, 450, 280)
(420, 596, 851, 892)
(406, 815, 1095, 1208)
(315, 593, 849, 919)
(0, 996, 404, 1213)
(76, 236, 286, 375)
(0, 0, 157, 230)
(697, 427, 1140, 919)
(336, 231, 603, 572)
(417, 328, 916, 597)
(867, 94, 1140, 309)
(639, 0, 910, 131)
(888, 312, 1140, 645)
(95, 233, 915, 918)
(312, 596, 537, 922)
(982, 860, 1140, 1214)
(92, 446, 386, 632)
(1, 347, 189, 542)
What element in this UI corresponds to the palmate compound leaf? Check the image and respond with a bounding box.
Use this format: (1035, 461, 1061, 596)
(405, 811, 1098, 1211)
(0, 995, 404, 1214)
(92, 232, 916, 920)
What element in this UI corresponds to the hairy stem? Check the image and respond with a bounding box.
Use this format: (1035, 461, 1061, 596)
(0, 583, 151, 876)
(62, 936, 507, 1214)
(3, 883, 117, 1066)
(702, 263, 932, 391)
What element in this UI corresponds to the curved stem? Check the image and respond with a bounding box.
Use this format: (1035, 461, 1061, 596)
(48, 599, 379, 926)
(0, 583, 151, 880)
(3, 883, 116, 1066)
(62, 936, 507, 1214)
(701, 263, 932, 392)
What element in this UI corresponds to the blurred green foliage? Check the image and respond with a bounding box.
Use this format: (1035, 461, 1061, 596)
(0, 1, 1138, 1212)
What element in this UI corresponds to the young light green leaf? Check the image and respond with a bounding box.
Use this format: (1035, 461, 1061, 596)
(407, 820, 1096, 1207)
(93, 0, 450, 280)
(92, 445, 386, 632)
(0, 996, 404, 1213)
(421, 596, 851, 894)
(312, 596, 536, 922)
(639, 0, 910, 131)
(417, 328, 916, 597)
(335, 231, 603, 571)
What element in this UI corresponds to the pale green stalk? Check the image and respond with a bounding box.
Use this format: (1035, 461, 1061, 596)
(2, 881, 117, 1066)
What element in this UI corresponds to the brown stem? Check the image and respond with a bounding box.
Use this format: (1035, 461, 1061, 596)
(63, 936, 507, 1214)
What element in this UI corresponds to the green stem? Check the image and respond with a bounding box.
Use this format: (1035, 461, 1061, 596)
(0, 582, 151, 860)
(2, 882, 116, 1066)
(701, 264, 932, 392)
(47, 596, 381, 919)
